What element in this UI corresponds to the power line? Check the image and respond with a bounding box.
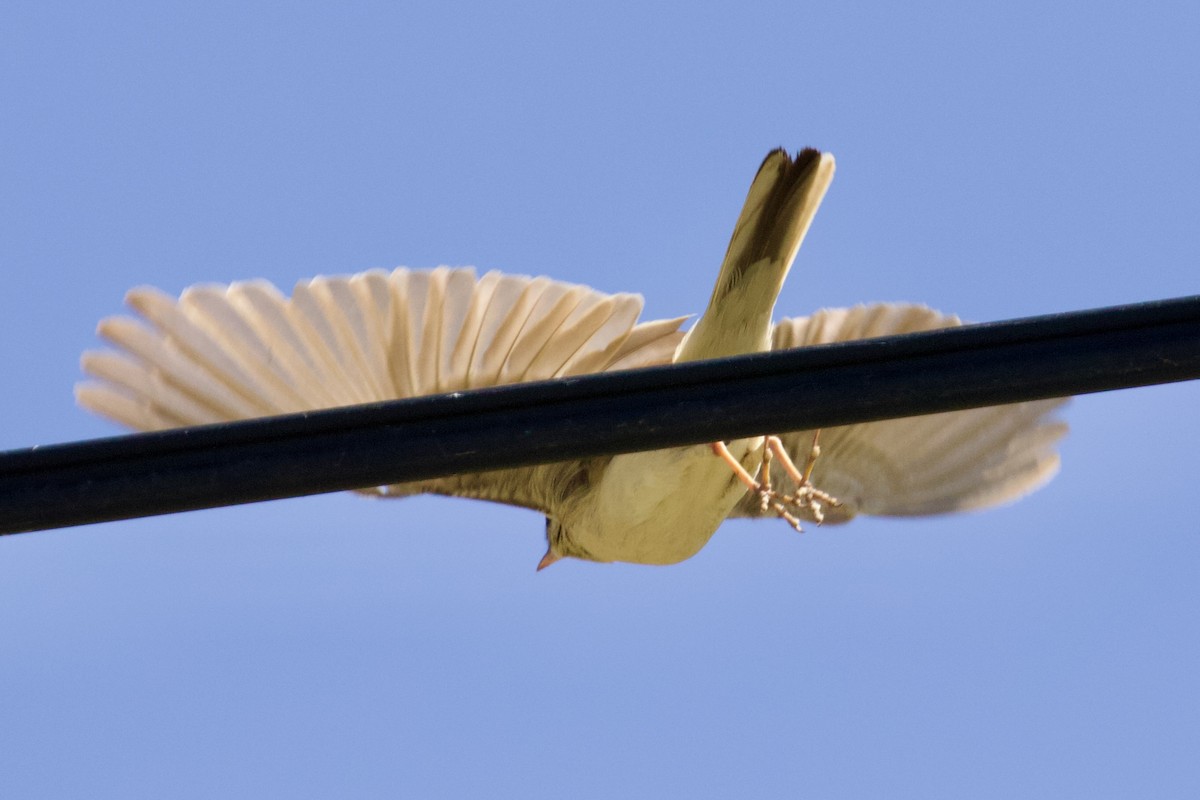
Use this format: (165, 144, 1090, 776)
(2, 294, 1198, 536)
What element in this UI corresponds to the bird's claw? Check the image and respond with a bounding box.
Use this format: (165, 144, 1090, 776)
(711, 434, 841, 533)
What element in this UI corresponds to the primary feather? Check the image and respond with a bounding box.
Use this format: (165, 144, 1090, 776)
(78, 267, 686, 433)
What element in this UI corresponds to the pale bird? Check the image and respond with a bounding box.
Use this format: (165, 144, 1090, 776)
(77, 148, 1067, 568)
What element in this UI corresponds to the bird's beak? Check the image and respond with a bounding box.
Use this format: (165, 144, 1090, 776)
(536, 548, 561, 571)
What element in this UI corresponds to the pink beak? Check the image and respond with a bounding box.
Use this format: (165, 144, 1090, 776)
(536, 549, 561, 571)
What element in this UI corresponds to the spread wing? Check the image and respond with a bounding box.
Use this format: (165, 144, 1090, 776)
(77, 267, 687, 513)
(729, 304, 1068, 522)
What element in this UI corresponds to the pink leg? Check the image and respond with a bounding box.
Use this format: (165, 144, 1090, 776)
(765, 431, 823, 486)
(710, 436, 841, 531)
(766, 435, 806, 486)
(710, 440, 804, 532)
(802, 429, 822, 484)
(710, 441, 761, 493)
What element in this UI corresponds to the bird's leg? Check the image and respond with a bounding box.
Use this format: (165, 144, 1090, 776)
(802, 428, 821, 484)
(711, 441, 761, 493)
(759, 440, 774, 512)
(765, 433, 809, 486)
(765, 432, 841, 524)
(710, 440, 805, 532)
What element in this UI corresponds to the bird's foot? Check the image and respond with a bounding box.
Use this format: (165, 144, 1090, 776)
(764, 432, 841, 525)
(777, 481, 842, 525)
(710, 436, 840, 532)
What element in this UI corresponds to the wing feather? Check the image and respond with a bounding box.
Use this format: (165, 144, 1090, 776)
(474, 273, 560, 386)
(223, 280, 334, 408)
(729, 304, 1068, 522)
(607, 316, 689, 371)
(497, 283, 589, 384)
(96, 315, 266, 421)
(174, 286, 307, 413)
(78, 267, 687, 515)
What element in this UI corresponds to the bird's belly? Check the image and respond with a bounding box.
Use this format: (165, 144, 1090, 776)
(583, 439, 761, 565)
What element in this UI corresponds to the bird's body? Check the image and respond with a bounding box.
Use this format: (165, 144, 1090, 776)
(77, 148, 1068, 567)
(562, 443, 761, 565)
(547, 149, 837, 565)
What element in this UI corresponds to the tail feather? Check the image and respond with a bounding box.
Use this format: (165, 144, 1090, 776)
(681, 149, 836, 362)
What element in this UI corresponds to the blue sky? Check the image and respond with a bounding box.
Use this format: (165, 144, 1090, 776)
(2, 1, 1198, 797)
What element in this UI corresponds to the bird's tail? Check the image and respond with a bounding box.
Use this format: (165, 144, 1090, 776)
(679, 148, 836, 362)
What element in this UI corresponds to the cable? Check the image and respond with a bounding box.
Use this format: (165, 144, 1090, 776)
(1, 294, 1198, 535)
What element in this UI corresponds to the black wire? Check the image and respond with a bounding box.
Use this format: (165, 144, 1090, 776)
(2, 294, 1198, 535)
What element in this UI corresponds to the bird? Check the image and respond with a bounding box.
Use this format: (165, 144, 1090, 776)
(76, 148, 1067, 568)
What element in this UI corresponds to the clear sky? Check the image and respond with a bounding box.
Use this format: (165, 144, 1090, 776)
(2, 2, 1198, 797)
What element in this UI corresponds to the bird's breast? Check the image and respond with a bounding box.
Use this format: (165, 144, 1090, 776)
(573, 438, 762, 565)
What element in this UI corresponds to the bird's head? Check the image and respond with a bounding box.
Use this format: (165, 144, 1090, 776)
(538, 515, 606, 570)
